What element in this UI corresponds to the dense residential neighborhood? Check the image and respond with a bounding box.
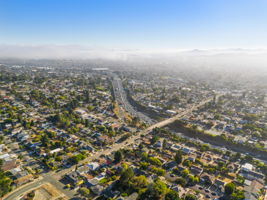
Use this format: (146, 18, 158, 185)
(0, 63, 266, 200)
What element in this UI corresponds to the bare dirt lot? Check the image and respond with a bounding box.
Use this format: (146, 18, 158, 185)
(27, 183, 68, 200)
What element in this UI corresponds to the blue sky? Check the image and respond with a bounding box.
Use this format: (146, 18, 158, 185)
(1, 0, 267, 49)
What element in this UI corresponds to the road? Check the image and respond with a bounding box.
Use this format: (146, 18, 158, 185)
(4, 174, 75, 200)
(111, 74, 153, 124)
(4, 93, 213, 200)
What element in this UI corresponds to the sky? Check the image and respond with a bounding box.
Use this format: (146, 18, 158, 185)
(1, 0, 267, 50)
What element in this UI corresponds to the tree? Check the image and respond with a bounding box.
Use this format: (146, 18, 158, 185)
(184, 194, 197, 200)
(151, 167, 166, 176)
(183, 159, 192, 167)
(174, 150, 183, 164)
(140, 162, 149, 170)
(165, 190, 180, 200)
(230, 189, 245, 200)
(151, 135, 160, 144)
(188, 175, 199, 185)
(225, 182, 236, 195)
(181, 168, 189, 177)
(139, 143, 144, 150)
(141, 152, 148, 160)
(119, 168, 134, 186)
(0, 169, 12, 197)
(0, 136, 4, 144)
(148, 157, 162, 166)
(139, 179, 167, 200)
(132, 175, 148, 190)
(121, 163, 128, 170)
(41, 134, 49, 147)
(79, 187, 90, 197)
(175, 177, 186, 187)
(152, 179, 168, 199)
(114, 150, 123, 163)
(162, 139, 167, 149)
(200, 144, 210, 152)
(244, 155, 253, 163)
(71, 153, 86, 164)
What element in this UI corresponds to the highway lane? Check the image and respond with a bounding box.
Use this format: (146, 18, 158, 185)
(112, 74, 153, 124)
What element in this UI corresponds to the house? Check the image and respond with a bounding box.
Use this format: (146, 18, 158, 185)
(65, 171, 79, 186)
(9, 167, 22, 176)
(182, 147, 191, 154)
(86, 178, 100, 187)
(80, 144, 95, 152)
(163, 161, 177, 171)
(14, 170, 29, 179)
(202, 153, 213, 162)
(177, 166, 186, 172)
(215, 157, 227, 164)
(241, 163, 253, 172)
(171, 144, 182, 151)
(227, 163, 239, 173)
(225, 173, 236, 180)
(222, 154, 230, 160)
(26, 142, 41, 151)
(154, 141, 162, 149)
(91, 185, 104, 195)
(166, 110, 176, 115)
(87, 162, 100, 171)
(241, 170, 265, 181)
(190, 165, 203, 176)
(50, 148, 62, 154)
(1, 159, 17, 171)
(161, 152, 173, 160)
(0, 153, 11, 161)
(95, 172, 106, 181)
(248, 171, 265, 180)
(76, 165, 90, 175)
(16, 132, 29, 142)
(158, 157, 167, 165)
(14, 174, 33, 186)
(164, 141, 173, 149)
(103, 189, 120, 199)
(200, 173, 215, 185)
(187, 154, 197, 162)
(214, 179, 227, 192)
(98, 135, 114, 144)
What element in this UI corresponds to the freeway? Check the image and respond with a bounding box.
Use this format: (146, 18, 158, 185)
(112, 74, 153, 124)
(4, 93, 213, 200)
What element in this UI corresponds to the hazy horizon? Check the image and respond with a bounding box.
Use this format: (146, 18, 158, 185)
(1, 0, 267, 71)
